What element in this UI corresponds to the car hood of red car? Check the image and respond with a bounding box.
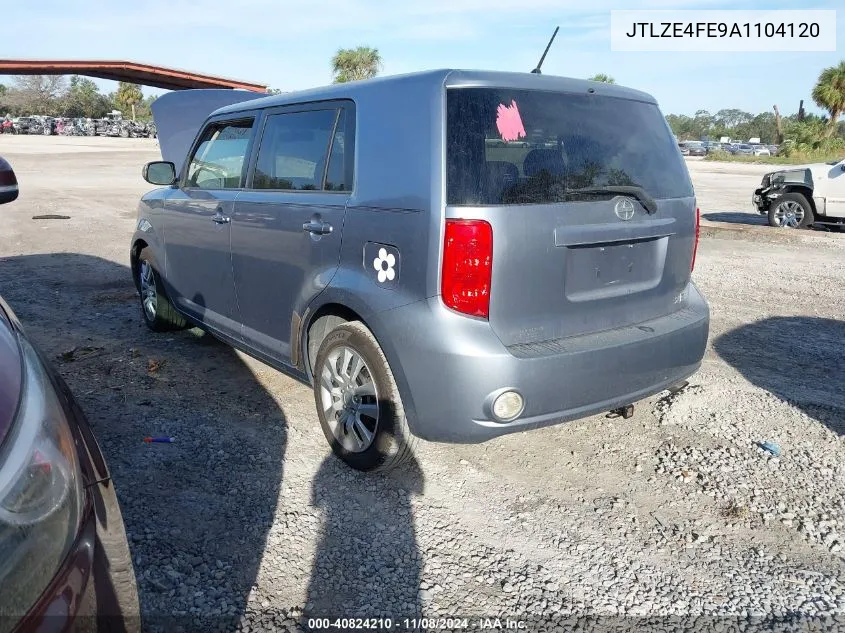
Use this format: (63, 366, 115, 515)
(0, 300, 23, 449)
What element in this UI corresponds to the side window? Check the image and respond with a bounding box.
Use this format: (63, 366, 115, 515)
(325, 109, 349, 192)
(253, 110, 338, 191)
(186, 120, 254, 189)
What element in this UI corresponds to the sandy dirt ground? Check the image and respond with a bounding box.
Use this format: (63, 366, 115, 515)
(1, 135, 844, 631)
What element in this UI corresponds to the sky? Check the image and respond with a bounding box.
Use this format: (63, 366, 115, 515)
(1, 0, 842, 117)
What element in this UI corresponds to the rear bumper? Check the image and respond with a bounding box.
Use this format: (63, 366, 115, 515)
(377, 282, 709, 443)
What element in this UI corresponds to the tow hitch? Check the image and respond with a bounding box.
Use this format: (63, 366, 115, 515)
(607, 404, 635, 419)
(607, 381, 689, 420)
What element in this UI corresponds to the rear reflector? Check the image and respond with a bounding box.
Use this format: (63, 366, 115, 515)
(441, 219, 493, 318)
(691, 207, 700, 272)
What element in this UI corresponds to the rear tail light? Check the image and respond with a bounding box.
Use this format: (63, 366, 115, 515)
(441, 219, 493, 318)
(691, 207, 700, 272)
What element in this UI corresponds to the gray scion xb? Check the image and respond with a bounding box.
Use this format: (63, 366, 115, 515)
(132, 70, 709, 472)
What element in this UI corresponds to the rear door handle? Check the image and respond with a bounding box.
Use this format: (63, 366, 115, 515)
(302, 220, 333, 235)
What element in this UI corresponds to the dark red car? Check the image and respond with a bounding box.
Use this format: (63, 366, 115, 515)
(0, 157, 139, 632)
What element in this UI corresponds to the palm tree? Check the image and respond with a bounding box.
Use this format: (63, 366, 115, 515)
(115, 82, 144, 121)
(331, 47, 383, 83)
(811, 61, 845, 138)
(589, 73, 616, 84)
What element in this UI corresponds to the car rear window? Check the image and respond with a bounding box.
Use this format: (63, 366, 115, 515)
(446, 88, 693, 206)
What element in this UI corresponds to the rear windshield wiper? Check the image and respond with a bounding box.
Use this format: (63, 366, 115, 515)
(566, 185, 658, 215)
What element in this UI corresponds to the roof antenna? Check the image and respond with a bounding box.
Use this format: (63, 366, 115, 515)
(531, 26, 559, 74)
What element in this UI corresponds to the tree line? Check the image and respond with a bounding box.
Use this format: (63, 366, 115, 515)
(0, 75, 154, 121)
(666, 61, 845, 156)
(666, 108, 845, 144)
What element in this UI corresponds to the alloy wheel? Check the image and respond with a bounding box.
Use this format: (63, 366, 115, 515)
(319, 346, 379, 453)
(139, 261, 157, 320)
(772, 201, 805, 228)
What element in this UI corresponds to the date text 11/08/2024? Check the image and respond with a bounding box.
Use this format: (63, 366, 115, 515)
(307, 618, 527, 630)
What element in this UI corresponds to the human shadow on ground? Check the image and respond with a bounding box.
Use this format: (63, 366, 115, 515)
(714, 316, 845, 436)
(0, 253, 288, 632)
(304, 449, 425, 627)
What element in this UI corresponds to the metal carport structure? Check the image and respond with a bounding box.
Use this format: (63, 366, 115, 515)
(0, 60, 267, 92)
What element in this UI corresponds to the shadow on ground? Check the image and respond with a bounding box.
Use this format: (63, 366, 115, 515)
(714, 316, 845, 436)
(703, 211, 768, 227)
(704, 211, 844, 234)
(0, 253, 287, 631)
(304, 453, 425, 623)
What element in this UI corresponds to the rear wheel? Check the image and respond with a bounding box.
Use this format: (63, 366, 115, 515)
(136, 248, 187, 332)
(313, 322, 415, 472)
(768, 193, 813, 229)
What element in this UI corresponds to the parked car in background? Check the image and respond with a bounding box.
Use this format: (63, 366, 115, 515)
(751, 145, 771, 157)
(753, 157, 845, 228)
(133, 70, 709, 472)
(704, 141, 723, 154)
(681, 141, 706, 156)
(767, 145, 780, 156)
(0, 156, 140, 631)
(734, 144, 754, 155)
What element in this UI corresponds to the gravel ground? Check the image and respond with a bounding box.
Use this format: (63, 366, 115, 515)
(0, 136, 844, 632)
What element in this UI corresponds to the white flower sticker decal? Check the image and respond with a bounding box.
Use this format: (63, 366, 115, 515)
(373, 248, 396, 283)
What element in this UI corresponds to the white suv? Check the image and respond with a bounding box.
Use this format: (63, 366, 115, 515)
(753, 158, 845, 228)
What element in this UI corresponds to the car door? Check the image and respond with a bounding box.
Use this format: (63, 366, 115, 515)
(231, 102, 354, 363)
(163, 116, 257, 337)
(825, 159, 845, 218)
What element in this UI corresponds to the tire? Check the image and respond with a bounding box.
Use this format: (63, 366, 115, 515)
(768, 192, 813, 229)
(136, 248, 187, 332)
(313, 321, 416, 472)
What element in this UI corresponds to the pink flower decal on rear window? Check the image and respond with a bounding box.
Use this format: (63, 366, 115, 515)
(496, 100, 526, 142)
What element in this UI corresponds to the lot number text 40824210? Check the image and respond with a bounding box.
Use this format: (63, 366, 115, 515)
(306, 617, 528, 630)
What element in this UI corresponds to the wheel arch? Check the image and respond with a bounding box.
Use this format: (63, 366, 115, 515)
(130, 238, 149, 291)
(299, 299, 421, 437)
(780, 185, 817, 216)
(302, 303, 369, 379)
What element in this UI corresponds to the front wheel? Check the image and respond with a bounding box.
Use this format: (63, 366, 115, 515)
(768, 193, 813, 229)
(313, 322, 416, 472)
(136, 248, 187, 332)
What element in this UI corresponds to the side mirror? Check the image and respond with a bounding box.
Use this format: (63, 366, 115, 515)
(840, 163, 845, 172)
(0, 157, 19, 205)
(143, 161, 177, 186)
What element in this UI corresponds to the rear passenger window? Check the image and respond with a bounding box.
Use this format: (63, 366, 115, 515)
(324, 109, 349, 192)
(253, 110, 339, 191)
(186, 120, 254, 189)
